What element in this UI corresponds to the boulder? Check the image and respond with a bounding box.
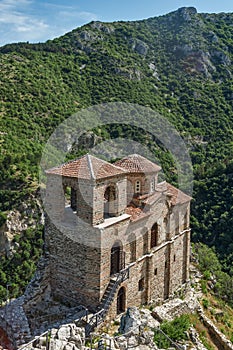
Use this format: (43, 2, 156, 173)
(119, 307, 141, 334)
(57, 325, 71, 340)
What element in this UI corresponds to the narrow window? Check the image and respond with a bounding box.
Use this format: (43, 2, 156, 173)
(154, 268, 158, 276)
(138, 278, 144, 291)
(64, 186, 77, 211)
(175, 212, 179, 234)
(104, 185, 116, 218)
(151, 177, 155, 192)
(151, 223, 158, 248)
(165, 260, 168, 269)
(143, 230, 148, 255)
(135, 180, 141, 194)
(174, 254, 176, 262)
(129, 233, 136, 263)
(184, 211, 188, 229)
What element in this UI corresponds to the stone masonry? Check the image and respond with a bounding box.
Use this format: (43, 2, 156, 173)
(43, 154, 191, 319)
(0, 154, 191, 347)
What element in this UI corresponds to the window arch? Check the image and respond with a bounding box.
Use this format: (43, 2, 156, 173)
(104, 185, 117, 218)
(135, 180, 141, 194)
(151, 223, 158, 248)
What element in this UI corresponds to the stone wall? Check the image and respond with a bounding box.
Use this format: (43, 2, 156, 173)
(99, 195, 190, 317)
(126, 172, 159, 204)
(45, 217, 102, 310)
(45, 167, 191, 328)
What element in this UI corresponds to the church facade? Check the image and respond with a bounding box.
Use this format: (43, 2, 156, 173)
(44, 153, 191, 320)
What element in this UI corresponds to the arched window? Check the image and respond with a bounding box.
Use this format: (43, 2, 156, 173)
(151, 223, 158, 248)
(135, 180, 141, 194)
(104, 185, 116, 218)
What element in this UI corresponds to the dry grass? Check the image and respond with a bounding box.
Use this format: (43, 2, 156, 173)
(201, 292, 233, 342)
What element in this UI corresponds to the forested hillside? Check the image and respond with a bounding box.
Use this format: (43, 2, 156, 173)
(0, 6, 233, 300)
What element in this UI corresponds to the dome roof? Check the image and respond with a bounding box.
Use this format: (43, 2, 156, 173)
(114, 154, 161, 173)
(46, 154, 126, 180)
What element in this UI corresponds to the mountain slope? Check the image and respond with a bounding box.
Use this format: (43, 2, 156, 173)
(0, 7, 233, 299)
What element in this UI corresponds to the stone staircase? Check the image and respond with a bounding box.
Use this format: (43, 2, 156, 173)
(97, 278, 116, 312)
(85, 267, 129, 336)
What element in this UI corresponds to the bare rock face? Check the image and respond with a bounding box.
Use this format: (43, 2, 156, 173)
(211, 50, 231, 66)
(0, 296, 31, 348)
(152, 290, 201, 322)
(90, 21, 115, 34)
(0, 198, 44, 258)
(118, 306, 159, 334)
(189, 327, 208, 350)
(21, 324, 85, 350)
(116, 307, 160, 350)
(119, 307, 142, 334)
(130, 39, 149, 56)
(177, 7, 197, 21)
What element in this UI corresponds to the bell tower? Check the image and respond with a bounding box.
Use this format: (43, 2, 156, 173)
(44, 154, 128, 307)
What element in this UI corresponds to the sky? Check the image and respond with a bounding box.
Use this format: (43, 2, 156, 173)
(0, 0, 233, 47)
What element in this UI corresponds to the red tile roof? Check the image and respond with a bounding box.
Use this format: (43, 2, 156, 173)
(165, 183, 192, 205)
(114, 154, 161, 173)
(125, 205, 149, 222)
(46, 154, 127, 180)
(142, 181, 191, 206)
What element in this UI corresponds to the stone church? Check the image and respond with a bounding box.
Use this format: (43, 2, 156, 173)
(44, 153, 191, 321)
(0, 153, 191, 346)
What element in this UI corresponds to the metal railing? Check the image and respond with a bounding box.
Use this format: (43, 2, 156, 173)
(19, 305, 89, 350)
(85, 266, 129, 336)
(153, 327, 184, 349)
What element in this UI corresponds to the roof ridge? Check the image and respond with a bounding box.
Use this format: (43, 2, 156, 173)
(86, 154, 96, 180)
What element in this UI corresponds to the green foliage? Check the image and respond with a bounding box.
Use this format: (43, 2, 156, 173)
(0, 8, 233, 297)
(154, 315, 190, 348)
(202, 298, 209, 309)
(160, 314, 191, 341)
(0, 225, 43, 303)
(153, 331, 171, 349)
(194, 243, 233, 306)
(194, 244, 221, 275)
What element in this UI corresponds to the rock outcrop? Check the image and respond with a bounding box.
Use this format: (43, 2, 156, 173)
(0, 198, 44, 258)
(19, 324, 85, 350)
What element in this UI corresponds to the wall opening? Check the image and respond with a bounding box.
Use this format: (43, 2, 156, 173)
(104, 185, 116, 218)
(110, 241, 125, 275)
(184, 210, 188, 229)
(128, 233, 136, 263)
(134, 180, 141, 194)
(64, 186, 77, 211)
(143, 230, 148, 254)
(117, 287, 126, 314)
(151, 177, 155, 192)
(150, 223, 158, 248)
(175, 212, 179, 234)
(138, 278, 145, 291)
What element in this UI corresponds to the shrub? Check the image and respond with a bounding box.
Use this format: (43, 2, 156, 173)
(162, 314, 190, 341)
